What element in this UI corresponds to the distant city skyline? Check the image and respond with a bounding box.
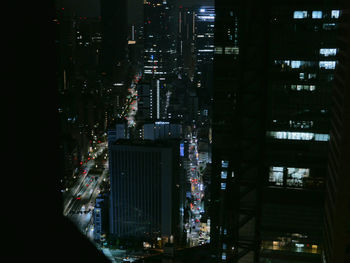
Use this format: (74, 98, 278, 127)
(55, 0, 214, 24)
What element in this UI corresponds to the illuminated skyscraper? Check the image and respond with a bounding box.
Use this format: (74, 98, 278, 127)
(143, 0, 177, 79)
(211, 1, 341, 262)
(194, 6, 215, 121)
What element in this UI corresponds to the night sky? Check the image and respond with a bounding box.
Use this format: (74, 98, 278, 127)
(56, 0, 214, 24)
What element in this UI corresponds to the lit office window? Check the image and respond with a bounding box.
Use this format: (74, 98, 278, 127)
(222, 252, 227, 260)
(312, 11, 322, 19)
(221, 182, 226, 190)
(323, 23, 337, 30)
(267, 131, 330, 141)
(269, 167, 310, 187)
(331, 10, 340, 18)
(286, 168, 310, 187)
(289, 120, 314, 129)
(320, 48, 337, 57)
(269, 167, 284, 186)
(214, 47, 223, 54)
(293, 11, 308, 19)
(308, 73, 317, 79)
(221, 160, 229, 168)
(221, 171, 227, 179)
(224, 46, 239, 55)
(290, 84, 316, 91)
(291, 60, 301, 68)
(274, 60, 290, 66)
(299, 73, 305, 80)
(319, 61, 336, 69)
(314, 134, 330, 141)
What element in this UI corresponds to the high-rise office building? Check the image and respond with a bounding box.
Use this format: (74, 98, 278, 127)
(143, 121, 182, 140)
(137, 79, 166, 121)
(176, 5, 214, 124)
(177, 6, 195, 78)
(323, 6, 350, 263)
(260, 5, 340, 263)
(211, 1, 340, 262)
(193, 6, 215, 76)
(194, 6, 215, 123)
(143, 0, 177, 79)
(108, 139, 181, 243)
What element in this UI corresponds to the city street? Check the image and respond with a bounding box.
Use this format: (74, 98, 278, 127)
(62, 142, 106, 216)
(125, 81, 138, 127)
(63, 142, 108, 238)
(62, 74, 140, 250)
(185, 129, 210, 247)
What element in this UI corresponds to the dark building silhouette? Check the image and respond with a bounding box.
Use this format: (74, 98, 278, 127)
(100, 0, 128, 75)
(323, 6, 350, 263)
(211, 1, 342, 262)
(108, 139, 182, 244)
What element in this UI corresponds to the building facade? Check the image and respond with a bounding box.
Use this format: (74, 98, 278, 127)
(143, 0, 177, 79)
(211, 1, 341, 262)
(322, 6, 350, 263)
(108, 139, 181, 243)
(143, 122, 182, 140)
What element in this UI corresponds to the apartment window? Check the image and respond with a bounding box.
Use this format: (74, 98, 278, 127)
(312, 11, 322, 19)
(293, 11, 308, 19)
(331, 10, 340, 19)
(319, 61, 336, 69)
(221, 171, 227, 179)
(320, 48, 337, 57)
(221, 182, 226, 190)
(299, 73, 305, 80)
